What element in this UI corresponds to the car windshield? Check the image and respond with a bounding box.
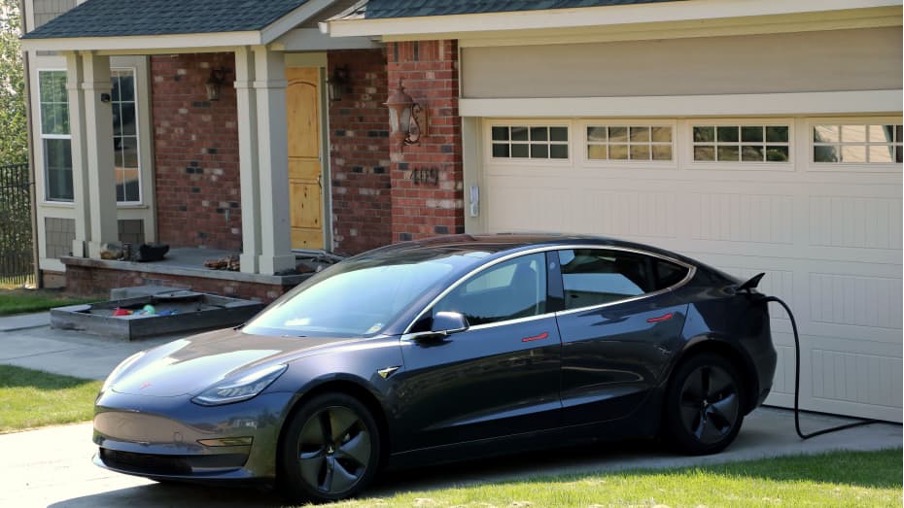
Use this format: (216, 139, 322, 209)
(243, 250, 489, 338)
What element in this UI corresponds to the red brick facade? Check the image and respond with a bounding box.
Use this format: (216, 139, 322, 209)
(63, 260, 299, 302)
(151, 53, 242, 251)
(387, 40, 464, 241)
(327, 50, 393, 255)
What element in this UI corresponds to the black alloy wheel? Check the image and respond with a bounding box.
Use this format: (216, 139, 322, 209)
(663, 353, 744, 455)
(280, 393, 380, 503)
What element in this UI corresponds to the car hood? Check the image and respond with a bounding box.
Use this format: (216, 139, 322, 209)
(109, 328, 360, 397)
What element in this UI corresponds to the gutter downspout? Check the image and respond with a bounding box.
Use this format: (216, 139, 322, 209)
(19, 0, 40, 288)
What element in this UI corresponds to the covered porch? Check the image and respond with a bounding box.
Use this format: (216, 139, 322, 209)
(21, 0, 385, 301)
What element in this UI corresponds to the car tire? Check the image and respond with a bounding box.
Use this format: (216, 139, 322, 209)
(279, 393, 381, 504)
(662, 353, 745, 455)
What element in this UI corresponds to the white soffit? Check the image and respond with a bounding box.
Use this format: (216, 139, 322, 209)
(326, 0, 901, 42)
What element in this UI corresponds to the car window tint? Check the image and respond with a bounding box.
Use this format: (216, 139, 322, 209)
(558, 249, 653, 309)
(654, 259, 689, 290)
(434, 253, 547, 326)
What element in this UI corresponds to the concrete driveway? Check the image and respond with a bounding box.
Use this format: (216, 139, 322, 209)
(0, 313, 900, 507)
(0, 409, 900, 508)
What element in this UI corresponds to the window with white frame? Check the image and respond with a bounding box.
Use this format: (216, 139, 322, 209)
(692, 125, 790, 163)
(111, 69, 141, 202)
(812, 123, 903, 164)
(39, 70, 73, 201)
(586, 125, 673, 161)
(491, 125, 569, 160)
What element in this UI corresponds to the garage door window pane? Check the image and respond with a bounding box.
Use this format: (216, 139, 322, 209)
(812, 123, 903, 164)
(587, 125, 673, 162)
(490, 124, 569, 160)
(693, 123, 790, 163)
(550, 127, 568, 142)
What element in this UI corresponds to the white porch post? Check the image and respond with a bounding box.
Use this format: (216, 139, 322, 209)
(252, 46, 295, 274)
(65, 51, 90, 258)
(235, 47, 262, 274)
(81, 52, 118, 258)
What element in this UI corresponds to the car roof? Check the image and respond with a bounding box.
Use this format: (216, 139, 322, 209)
(364, 233, 688, 261)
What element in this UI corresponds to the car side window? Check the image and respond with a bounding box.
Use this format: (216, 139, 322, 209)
(433, 253, 547, 326)
(558, 249, 657, 309)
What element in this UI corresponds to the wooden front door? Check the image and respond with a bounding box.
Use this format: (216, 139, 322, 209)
(286, 67, 323, 250)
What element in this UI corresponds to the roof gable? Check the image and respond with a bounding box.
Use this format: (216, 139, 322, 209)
(23, 0, 312, 39)
(364, 0, 682, 19)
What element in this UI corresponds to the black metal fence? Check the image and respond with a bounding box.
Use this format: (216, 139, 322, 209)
(0, 163, 35, 286)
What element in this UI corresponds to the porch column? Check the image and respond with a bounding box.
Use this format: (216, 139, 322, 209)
(80, 52, 118, 259)
(65, 52, 89, 257)
(252, 46, 295, 274)
(235, 47, 261, 274)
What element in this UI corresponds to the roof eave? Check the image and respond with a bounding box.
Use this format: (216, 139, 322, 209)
(326, 0, 901, 39)
(21, 31, 263, 53)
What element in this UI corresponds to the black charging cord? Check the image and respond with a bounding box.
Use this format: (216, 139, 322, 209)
(760, 296, 882, 439)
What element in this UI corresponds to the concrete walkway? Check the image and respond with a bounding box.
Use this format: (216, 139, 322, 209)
(0, 313, 900, 507)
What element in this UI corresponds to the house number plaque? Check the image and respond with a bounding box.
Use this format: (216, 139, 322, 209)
(410, 167, 439, 186)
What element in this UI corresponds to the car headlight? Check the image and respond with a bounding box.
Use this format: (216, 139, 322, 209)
(101, 351, 146, 394)
(192, 364, 287, 406)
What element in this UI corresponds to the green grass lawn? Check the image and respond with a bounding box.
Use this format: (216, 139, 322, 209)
(0, 364, 102, 433)
(336, 449, 902, 507)
(0, 288, 98, 316)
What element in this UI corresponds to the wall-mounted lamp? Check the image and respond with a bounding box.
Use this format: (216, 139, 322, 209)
(205, 67, 230, 101)
(328, 65, 351, 101)
(100, 92, 112, 103)
(385, 80, 427, 148)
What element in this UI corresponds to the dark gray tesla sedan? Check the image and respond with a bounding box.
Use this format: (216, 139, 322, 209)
(93, 234, 776, 503)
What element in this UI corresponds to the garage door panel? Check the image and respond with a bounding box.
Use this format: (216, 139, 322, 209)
(689, 192, 795, 245)
(486, 178, 572, 232)
(809, 272, 902, 331)
(809, 196, 902, 250)
(810, 344, 902, 412)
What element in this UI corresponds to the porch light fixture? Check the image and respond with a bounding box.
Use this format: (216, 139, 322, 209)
(328, 65, 351, 101)
(385, 80, 426, 148)
(205, 67, 230, 101)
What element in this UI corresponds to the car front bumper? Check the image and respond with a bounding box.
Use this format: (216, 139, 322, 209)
(93, 389, 294, 482)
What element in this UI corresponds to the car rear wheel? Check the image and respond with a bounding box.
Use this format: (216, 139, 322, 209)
(279, 393, 380, 503)
(663, 353, 744, 455)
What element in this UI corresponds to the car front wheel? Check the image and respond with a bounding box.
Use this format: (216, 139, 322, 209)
(663, 353, 744, 455)
(279, 393, 380, 503)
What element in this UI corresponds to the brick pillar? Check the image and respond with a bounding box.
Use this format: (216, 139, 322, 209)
(387, 40, 463, 242)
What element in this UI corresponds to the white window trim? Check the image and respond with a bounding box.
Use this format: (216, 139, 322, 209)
(683, 119, 795, 172)
(483, 119, 574, 167)
(37, 68, 74, 204)
(576, 119, 678, 169)
(111, 66, 143, 204)
(805, 116, 903, 173)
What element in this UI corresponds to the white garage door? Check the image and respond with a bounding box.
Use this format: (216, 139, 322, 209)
(481, 117, 903, 422)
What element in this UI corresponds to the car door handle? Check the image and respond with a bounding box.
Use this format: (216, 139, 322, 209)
(522, 332, 549, 343)
(647, 313, 674, 324)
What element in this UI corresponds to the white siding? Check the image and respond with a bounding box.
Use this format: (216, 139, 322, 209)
(462, 27, 902, 99)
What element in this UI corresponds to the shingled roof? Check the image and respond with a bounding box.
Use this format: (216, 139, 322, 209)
(23, 0, 312, 39)
(363, 0, 682, 19)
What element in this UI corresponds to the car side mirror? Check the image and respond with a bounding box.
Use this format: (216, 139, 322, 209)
(431, 311, 469, 334)
(406, 311, 469, 344)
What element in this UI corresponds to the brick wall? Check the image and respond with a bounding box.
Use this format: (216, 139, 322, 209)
(327, 50, 393, 255)
(151, 54, 242, 251)
(63, 262, 298, 302)
(386, 41, 464, 242)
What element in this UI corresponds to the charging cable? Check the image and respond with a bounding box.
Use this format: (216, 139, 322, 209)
(760, 296, 882, 439)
